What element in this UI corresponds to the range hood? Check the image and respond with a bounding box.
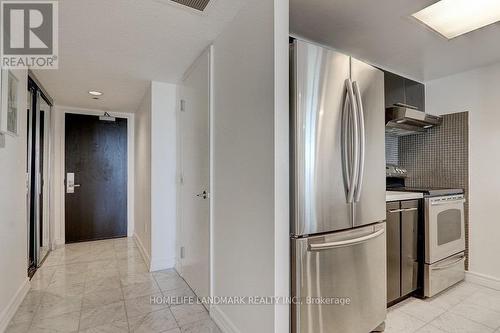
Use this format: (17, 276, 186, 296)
(386, 106, 442, 136)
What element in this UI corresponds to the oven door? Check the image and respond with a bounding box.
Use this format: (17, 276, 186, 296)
(425, 195, 465, 264)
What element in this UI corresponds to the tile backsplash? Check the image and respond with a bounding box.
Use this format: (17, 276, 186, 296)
(398, 111, 469, 268)
(385, 135, 399, 165)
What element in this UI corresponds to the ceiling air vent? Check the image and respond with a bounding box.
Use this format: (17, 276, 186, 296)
(171, 0, 210, 11)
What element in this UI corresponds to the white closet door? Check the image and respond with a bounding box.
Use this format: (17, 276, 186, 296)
(179, 47, 211, 302)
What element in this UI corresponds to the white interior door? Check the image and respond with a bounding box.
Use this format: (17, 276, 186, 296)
(179, 48, 211, 301)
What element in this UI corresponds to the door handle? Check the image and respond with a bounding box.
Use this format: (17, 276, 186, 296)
(431, 199, 465, 206)
(196, 190, 209, 199)
(308, 228, 384, 251)
(388, 208, 418, 213)
(352, 81, 365, 203)
(431, 255, 465, 270)
(66, 172, 76, 194)
(342, 79, 359, 204)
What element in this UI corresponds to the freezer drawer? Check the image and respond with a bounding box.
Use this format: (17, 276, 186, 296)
(292, 223, 387, 333)
(424, 252, 465, 297)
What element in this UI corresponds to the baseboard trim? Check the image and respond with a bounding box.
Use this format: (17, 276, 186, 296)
(133, 233, 151, 271)
(0, 278, 30, 332)
(466, 271, 500, 290)
(210, 305, 240, 333)
(150, 256, 175, 272)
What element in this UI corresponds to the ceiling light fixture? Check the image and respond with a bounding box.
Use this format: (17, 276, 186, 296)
(88, 90, 103, 96)
(412, 0, 500, 39)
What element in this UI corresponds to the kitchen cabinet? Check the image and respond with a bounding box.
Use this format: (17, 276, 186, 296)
(386, 199, 420, 304)
(384, 71, 425, 112)
(386, 202, 401, 304)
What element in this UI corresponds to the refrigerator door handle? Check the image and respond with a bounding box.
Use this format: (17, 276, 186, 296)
(308, 227, 384, 251)
(341, 86, 351, 199)
(352, 81, 365, 203)
(343, 79, 359, 204)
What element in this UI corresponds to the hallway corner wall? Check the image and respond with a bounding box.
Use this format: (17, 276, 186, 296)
(134, 82, 177, 272)
(210, 0, 290, 331)
(135, 85, 153, 263)
(0, 69, 30, 332)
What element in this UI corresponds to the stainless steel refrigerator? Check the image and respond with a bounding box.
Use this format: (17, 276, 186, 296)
(291, 39, 387, 333)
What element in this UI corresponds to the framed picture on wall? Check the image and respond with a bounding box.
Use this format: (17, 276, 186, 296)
(0, 69, 20, 136)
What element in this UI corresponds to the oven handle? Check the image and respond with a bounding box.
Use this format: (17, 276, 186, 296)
(430, 199, 466, 206)
(388, 208, 418, 213)
(431, 255, 465, 270)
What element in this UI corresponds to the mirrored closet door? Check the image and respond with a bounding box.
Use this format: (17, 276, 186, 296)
(27, 75, 53, 277)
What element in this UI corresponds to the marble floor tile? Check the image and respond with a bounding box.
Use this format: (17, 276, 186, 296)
(78, 319, 129, 333)
(31, 311, 80, 333)
(430, 312, 494, 333)
(162, 286, 195, 305)
(153, 269, 179, 280)
(397, 298, 447, 322)
(450, 300, 500, 329)
(29, 277, 53, 291)
(120, 272, 155, 287)
(19, 290, 45, 307)
(8, 238, 222, 333)
(87, 259, 118, 271)
(82, 287, 124, 309)
(50, 271, 86, 286)
(164, 329, 182, 333)
(385, 309, 427, 333)
(45, 281, 85, 297)
(468, 290, 500, 313)
(84, 276, 122, 294)
(10, 301, 40, 325)
(122, 280, 160, 300)
(181, 318, 222, 333)
(79, 301, 127, 330)
(35, 294, 83, 320)
(128, 308, 178, 333)
(156, 275, 189, 292)
(4, 321, 32, 333)
(416, 324, 449, 333)
(124, 293, 168, 318)
(85, 266, 121, 281)
(170, 304, 209, 327)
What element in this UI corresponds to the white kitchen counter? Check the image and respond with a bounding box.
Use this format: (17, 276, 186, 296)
(386, 191, 423, 202)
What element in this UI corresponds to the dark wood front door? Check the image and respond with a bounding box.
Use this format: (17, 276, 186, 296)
(65, 113, 128, 243)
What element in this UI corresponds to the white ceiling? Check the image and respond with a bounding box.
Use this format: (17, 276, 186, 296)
(33, 0, 245, 112)
(291, 0, 500, 82)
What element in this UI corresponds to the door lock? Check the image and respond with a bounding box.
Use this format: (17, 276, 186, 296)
(196, 190, 209, 199)
(66, 173, 81, 193)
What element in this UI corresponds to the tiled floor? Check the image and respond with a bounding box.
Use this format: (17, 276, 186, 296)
(6, 238, 221, 333)
(386, 282, 500, 333)
(8, 238, 500, 333)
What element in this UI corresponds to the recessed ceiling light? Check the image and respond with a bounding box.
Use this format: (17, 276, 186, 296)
(412, 0, 500, 39)
(88, 90, 103, 96)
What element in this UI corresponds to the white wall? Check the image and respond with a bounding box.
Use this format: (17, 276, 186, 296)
(134, 82, 177, 271)
(150, 82, 177, 271)
(0, 69, 30, 331)
(135, 87, 153, 259)
(426, 62, 500, 285)
(210, 0, 289, 331)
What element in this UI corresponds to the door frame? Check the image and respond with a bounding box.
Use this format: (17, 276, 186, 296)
(175, 45, 214, 302)
(54, 106, 135, 246)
